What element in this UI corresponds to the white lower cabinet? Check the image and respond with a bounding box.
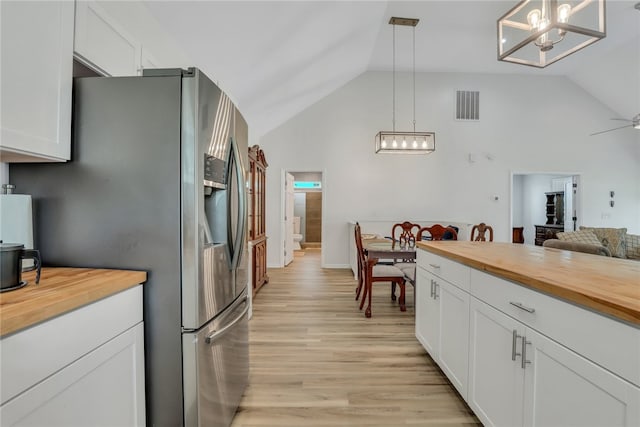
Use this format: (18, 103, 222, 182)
(468, 298, 527, 427)
(416, 249, 640, 427)
(0, 286, 145, 426)
(416, 267, 439, 356)
(468, 297, 640, 427)
(416, 267, 470, 398)
(523, 327, 639, 427)
(0, 323, 145, 426)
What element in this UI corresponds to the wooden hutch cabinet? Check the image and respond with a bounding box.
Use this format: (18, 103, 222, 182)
(535, 191, 565, 246)
(248, 145, 268, 296)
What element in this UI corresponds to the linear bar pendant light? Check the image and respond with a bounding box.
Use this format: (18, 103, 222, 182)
(375, 17, 435, 154)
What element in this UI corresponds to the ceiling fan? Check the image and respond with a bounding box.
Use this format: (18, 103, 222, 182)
(590, 114, 640, 136)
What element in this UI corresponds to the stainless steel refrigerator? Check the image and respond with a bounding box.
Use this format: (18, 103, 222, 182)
(10, 68, 249, 427)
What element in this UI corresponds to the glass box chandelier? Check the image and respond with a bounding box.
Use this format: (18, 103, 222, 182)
(375, 17, 435, 154)
(497, 0, 606, 68)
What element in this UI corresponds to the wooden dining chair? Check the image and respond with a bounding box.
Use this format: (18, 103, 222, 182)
(417, 224, 458, 241)
(354, 223, 406, 318)
(391, 221, 421, 246)
(471, 223, 494, 242)
(390, 221, 420, 297)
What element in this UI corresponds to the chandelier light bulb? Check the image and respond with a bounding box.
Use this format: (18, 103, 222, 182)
(412, 140, 418, 148)
(402, 139, 407, 148)
(381, 138, 387, 148)
(558, 4, 571, 23)
(539, 17, 549, 31)
(527, 9, 541, 29)
(392, 139, 397, 148)
(422, 140, 428, 149)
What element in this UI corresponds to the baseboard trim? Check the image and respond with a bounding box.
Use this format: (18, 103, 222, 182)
(323, 264, 350, 269)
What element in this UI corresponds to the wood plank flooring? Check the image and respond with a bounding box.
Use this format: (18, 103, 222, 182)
(232, 249, 480, 426)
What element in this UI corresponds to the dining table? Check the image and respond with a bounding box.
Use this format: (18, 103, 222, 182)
(363, 238, 418, 261)
(360, 238, 418, 316)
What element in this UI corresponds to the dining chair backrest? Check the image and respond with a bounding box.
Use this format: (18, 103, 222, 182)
(417, 224, 458, 241)
(354, 222, 365, 270)
(471, 223, 494, 242)
(391, 221, 421, 245)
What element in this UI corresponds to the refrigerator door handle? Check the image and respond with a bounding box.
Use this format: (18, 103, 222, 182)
(230, 137, 247, 270)
(204, 297, 249, 344)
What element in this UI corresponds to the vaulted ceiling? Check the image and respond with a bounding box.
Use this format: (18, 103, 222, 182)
(145, 1, 640, 139)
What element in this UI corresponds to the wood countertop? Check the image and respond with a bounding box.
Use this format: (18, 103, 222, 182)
(416, 241, 640, 325)
(0, 268, 147, 337)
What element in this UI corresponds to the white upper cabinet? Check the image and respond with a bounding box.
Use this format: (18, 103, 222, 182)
(74, 1, 141, 76)
(0, 0, 73, 162)
(140, 47, 159, 74)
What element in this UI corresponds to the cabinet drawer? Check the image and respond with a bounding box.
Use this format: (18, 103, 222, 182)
(417, 249, 470, 291)
(470, 270, 640, 387)
(1, 286, 143, 404)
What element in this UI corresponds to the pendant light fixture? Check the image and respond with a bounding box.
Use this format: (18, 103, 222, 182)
(375, 17, 435, 154)
(497, 0, 606, 68)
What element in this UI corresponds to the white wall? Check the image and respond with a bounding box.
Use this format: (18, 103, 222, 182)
(260, 70, 640, 268)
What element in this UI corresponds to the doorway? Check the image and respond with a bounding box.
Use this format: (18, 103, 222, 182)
(510, 172, 581, 246)
(281, 170, 324, 267)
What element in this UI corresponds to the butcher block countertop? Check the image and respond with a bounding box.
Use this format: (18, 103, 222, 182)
(0, 268, 146, 337)
(416, 241, 640, 325)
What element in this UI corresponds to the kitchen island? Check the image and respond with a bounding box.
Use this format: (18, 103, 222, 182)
(1, 267, 146, 426)
(415, 241, 639, 427)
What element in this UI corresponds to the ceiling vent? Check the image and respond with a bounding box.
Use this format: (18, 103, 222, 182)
(456, 90, 480, 121)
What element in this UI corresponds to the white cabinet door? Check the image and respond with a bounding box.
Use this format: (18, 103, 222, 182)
(0, 323, 145, 426)
(0, 0, 73, 162)
(74, 1, 141, 76)
(437, 279, 470, 399)
(523, 327, 640, 427)
(469, 297, 524, 427)
(415, 267, 439, 358)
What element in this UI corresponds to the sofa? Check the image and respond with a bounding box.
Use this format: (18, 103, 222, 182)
(543, 227, 640, 261)
(542, 239, 612, 257)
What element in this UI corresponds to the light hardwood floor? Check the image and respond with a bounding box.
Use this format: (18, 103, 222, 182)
(232, 249, 480, 426)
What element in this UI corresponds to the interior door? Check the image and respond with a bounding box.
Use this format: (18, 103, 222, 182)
(284, 173, 294, 266)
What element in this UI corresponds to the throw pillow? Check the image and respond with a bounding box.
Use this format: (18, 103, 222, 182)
(579, 227, 628, 259)
(625, 234, 640, 260)
(556, 230, 602, 246)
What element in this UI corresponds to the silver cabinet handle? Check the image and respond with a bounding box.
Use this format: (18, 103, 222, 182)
(428, 263, 441, 269)
(521, 337, 532, 369)
(512, 330, 522, 361)
(509, 301, 536, 313)
(434, 282, 439, 300)
(429, 279, 434, 298)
